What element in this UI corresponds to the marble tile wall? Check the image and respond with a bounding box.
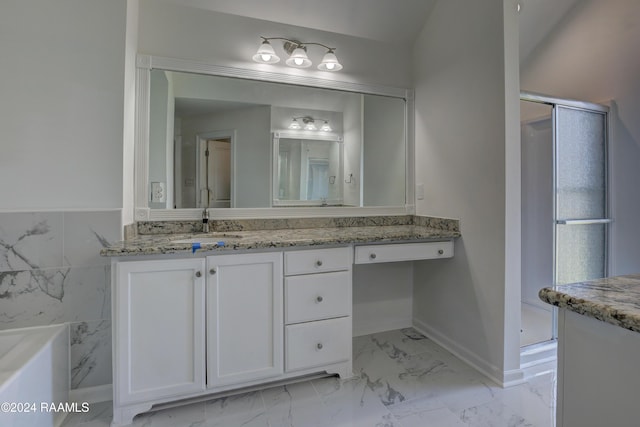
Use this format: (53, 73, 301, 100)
(0, 210, 121, 390)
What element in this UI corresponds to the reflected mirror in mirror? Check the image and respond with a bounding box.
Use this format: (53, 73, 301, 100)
(274, 133, 343, 206)
(147, 69, 406, 209)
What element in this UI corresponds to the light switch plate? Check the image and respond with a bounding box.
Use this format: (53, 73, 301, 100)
(416, 183, 424, 200)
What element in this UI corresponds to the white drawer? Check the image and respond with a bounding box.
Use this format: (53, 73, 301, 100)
(354, 241, 454, 264)
(285, 317, 351, 372)
(285, 271, 351, 324)
(284, 247, 352, 275)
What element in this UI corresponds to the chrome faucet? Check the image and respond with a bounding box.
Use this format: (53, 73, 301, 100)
(202, 208, 209, 233)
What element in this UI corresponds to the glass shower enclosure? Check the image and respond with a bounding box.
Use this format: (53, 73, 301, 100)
(520, 93, 609, 348)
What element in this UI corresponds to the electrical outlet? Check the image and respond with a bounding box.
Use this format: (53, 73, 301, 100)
(151, 182, 166, 203)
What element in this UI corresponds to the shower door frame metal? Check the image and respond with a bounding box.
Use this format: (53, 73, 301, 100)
(520, 91, 610, 341)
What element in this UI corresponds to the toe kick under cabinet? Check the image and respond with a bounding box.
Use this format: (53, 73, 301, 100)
(111, 247, 353, 426)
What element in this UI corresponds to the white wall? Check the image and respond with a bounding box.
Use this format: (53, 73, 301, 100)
(0, 0, 127, 210)
(137, 0, 412, 88)
(520, 0, 640, 276)
(412, 0, 522, 384)
(0, 0, 130, 395)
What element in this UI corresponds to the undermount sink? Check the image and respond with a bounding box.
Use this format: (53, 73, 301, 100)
(171, 235, 244, 244)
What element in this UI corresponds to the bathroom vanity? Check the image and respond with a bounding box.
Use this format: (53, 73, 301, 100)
(539, 274, 640, 427)
(103, 216, 458, 426)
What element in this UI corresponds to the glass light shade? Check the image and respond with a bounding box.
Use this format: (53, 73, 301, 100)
(285, 48, 312, 68)
(320, 121, 332, 132)
(252, 41, 280, 64)
(304, 121, 317, 131)
(288, 118, 302, 130)
(317, 51, 343, 71)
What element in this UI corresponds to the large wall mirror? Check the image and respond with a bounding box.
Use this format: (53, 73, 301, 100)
(135, 55, 413, 220)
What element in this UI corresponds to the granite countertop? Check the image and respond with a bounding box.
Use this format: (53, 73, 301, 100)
(101, 223, 460, 257)
(539, 274, 640, 333)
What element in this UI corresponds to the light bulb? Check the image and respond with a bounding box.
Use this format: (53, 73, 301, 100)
(252, 40, 280, 64)
(288, 119, 302, 130)
(317, 51, 342, 71)
(285, 47, 311, 68)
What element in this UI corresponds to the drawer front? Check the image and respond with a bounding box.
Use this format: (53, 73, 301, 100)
(285, 271, 351, 324)
(354, 241, 454, 264)
(285, 317, 351, 372)
(285, 247, 352, 275)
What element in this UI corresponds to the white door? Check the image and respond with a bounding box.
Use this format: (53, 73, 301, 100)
(115, 259, 206, 404)
(206, 252, 283, 388)
(201, 139, 231, 208)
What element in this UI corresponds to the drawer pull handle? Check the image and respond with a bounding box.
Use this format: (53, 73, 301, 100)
(438, 249, 444, 255)
(209, 268, 216, 275)
(195, 271, 202, 278)
(370, 253, 377, 259)
(316, 343, 323, 350)
(316, 260, 323, 267)
(316, 295, 324, 303)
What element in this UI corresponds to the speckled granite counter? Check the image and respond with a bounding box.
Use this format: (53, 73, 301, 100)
(101, 215, 460, 257)
(539, 274, 640, 333)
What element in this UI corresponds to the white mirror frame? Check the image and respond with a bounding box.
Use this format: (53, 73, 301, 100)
(134, 54, 415, 220)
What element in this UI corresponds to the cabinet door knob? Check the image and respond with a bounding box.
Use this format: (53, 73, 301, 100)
(316, 343, 323, 350)
(195, 271, 202, 278)
(316, 295, 324, 303)
(209, 268, 216, 275)
(370, 253, 377, 259)
(316, 260, 323, 267)
(438, 249, 444, 255)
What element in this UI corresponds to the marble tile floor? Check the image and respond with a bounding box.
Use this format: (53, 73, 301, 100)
(62, 328, 556, 427)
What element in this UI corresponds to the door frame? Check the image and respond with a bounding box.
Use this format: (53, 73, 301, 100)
(195, 130, 236, 208)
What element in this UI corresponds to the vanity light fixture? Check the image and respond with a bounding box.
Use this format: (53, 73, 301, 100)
(253, 36, 343, 71)
(288, 116, 332, 132)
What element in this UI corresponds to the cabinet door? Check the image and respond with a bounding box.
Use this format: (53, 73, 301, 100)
(114, 259, 206, 405)
(207, 252, 283, 388)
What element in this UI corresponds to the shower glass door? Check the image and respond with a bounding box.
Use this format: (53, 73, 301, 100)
(555, 106, 609, 285)
(520, 95, 609, 348)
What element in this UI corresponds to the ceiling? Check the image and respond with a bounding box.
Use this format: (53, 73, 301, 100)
(157, 0, 586, 63)
(157, 0, 438, 43)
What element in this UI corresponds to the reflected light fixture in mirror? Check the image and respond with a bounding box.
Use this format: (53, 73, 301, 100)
(288, 116, 332, 132)
(253, 36, 343, 71)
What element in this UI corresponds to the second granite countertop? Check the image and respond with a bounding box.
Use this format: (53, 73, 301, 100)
(101, 224, 460, 257)
(539, 274, 640, 334)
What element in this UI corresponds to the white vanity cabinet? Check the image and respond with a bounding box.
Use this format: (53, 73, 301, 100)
(111, 247, 354, 426)
(113, 258, 206, 424)
(284, 247, 353, 377)
(206, 252, 283, 388)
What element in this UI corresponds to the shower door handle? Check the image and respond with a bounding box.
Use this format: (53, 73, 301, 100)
(556, 219, 612, 225)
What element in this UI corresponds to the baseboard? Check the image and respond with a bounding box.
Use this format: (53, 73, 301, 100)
(353, 318, 412, 337)
(412, 318, 524, 387)
(69, 384, 112, 404)
(520, 340, 557, 380)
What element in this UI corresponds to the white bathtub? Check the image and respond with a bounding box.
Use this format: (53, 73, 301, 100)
(0, 324, 69, 427)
